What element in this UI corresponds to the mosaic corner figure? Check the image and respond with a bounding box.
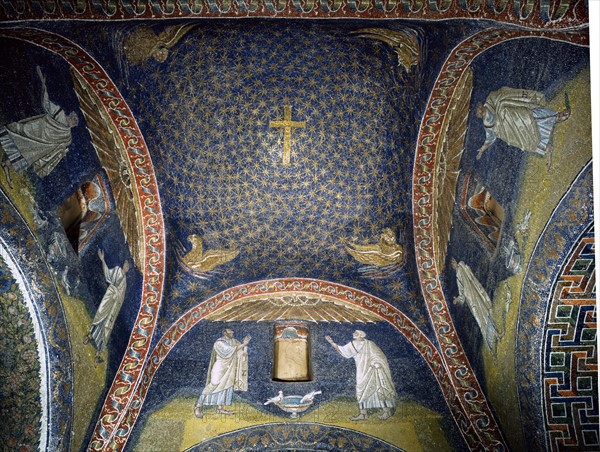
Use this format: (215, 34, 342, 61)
(122, 23, 196, 67)
(326, 330, 397, 421)
(0, 66, 79, 189)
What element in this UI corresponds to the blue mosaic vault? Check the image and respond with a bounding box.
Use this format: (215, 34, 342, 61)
(0, 3, 595, 451)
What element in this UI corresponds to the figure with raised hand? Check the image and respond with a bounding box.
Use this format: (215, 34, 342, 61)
(326, 330, 397, 421)
(0, 66, 79, 188)
(194, 329, 251, 418)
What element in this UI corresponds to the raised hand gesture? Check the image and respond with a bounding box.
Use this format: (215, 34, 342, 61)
(242, 335, 252, 346)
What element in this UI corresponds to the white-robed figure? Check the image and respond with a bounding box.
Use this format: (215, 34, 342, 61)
(326, 330, 397, 421)
(475, 87, 570, 170)
(194, 329, 251, 418)
(451, 258, 499, 352)
(84, 249, 129, 365)
(0, 66, 79, 188)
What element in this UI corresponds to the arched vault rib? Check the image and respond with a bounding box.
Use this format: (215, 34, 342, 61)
(0, 27, 167, 452)
(412, 26, 588, 451)
(105, 278, 465, 450)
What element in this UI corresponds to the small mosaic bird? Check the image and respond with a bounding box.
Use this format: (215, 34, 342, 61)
(344, 228, 404, 267)
(300, 390, 322, 404)
(264, 391, 284, 405)
(179, 235, 239, 272)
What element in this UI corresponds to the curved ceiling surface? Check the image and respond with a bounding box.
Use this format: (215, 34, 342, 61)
(120, 21, 432, 332)
(0, 4, 594, 452)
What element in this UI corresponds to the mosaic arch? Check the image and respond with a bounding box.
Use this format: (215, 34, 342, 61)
(0, 26, 168, 450)
(0, 1, 592, 451)
(516, 162, 597, 451)
(410, 23, 588, 452)
(2, 27, 168, 284)
(413, 19, 587, 444)
(0, 188, 73, 451)
(105, 279, 462, 449)
(186, 422, 405, 451)
(543, 226, 597, 450)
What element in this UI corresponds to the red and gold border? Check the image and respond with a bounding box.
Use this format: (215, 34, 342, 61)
(0, 27, 167, 452)
(412, 26, 588, 451)
(0, 0, 588, 27)
(0, 19, 591, 452)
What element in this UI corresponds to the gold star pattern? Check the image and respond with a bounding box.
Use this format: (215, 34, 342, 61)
(133, 23, 430, 336)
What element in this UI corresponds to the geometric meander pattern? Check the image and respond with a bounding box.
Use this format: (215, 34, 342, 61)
(544, 226, 598, 451)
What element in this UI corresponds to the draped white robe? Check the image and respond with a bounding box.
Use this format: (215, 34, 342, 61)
(198, 337, 248, 406)
(89, 263, 127, 352)
(482, 87, 558, 155)
(338, 339, 397, 409)
(454, 260, 499, 351)
(0, 82, 73, 177)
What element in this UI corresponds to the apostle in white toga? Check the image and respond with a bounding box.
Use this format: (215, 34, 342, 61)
(84, 249, 129, 366)
(451, 258, 499, 352)
(326, 330, 397, 421)
(475, 87, 570, 171)
(0, 66, 79, 188)
(194, 329, 251, 418)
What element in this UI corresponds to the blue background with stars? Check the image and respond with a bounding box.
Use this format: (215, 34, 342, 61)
(127, 22, 436, 336)
(9, 18, 591, 451)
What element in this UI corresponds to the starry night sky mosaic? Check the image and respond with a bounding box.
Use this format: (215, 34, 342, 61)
(125, 22, 435, 335)
(0, 9, 593, 451)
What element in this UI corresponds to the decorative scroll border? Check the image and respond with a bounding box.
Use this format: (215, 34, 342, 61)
(411, 26, 588, 451)
(516, 162, 594, 451)
(102, 278, 469, 450)
(0, 28, 167, 452)
(0, 189, 73, 452)
(0, 0, 588, 26)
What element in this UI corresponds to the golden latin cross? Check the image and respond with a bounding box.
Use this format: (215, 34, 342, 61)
(269, 105, 306, 165)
